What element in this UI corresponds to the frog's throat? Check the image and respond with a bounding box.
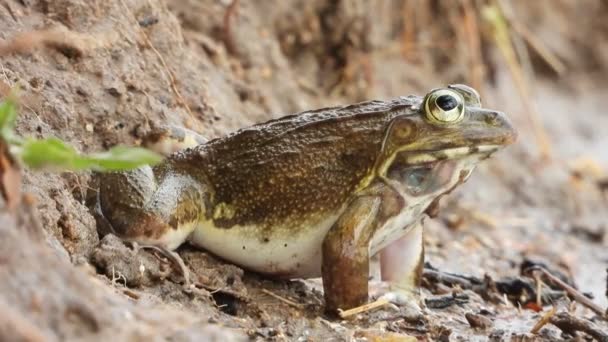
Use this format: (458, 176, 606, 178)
(376, 145, 500, 177)
(354, 145, 498, 194)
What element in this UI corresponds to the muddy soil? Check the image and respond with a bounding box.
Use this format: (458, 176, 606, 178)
(0, 0, 607, 341)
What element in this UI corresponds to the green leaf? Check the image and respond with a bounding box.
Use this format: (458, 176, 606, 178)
(0, 97, 19, 143)
(84, 145, 164, 171)
(19, 138, 163, 171)
(0, 97, 17, 129)
(20, 138, 80, 170)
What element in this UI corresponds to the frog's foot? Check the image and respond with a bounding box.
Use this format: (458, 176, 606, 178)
(135, 242, 192, 290)
(142, 124, 207, 156)
(369, 282, 424, 319)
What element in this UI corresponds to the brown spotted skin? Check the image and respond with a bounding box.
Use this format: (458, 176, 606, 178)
(168, 96, 514, 232)
(170, 97, 419, 230)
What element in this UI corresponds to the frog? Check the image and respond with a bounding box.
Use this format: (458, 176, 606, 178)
(96, 84, 516, 314)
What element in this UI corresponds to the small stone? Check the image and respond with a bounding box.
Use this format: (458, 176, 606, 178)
(465, 312, 493, 329)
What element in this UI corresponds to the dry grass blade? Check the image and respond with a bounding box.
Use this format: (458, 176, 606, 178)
(260, 289, 303, 308)
(460, 0, 484, 92)
(528, 266, 606, 320)
(338, 298, 390, 318)
(530, 305, 557, 334)
(482, 2, 552, 162)
(400, 1, 417, 62)
(511, 23, 566, 76)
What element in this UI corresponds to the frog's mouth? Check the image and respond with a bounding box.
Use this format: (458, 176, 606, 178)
(404, 145, 501, 165)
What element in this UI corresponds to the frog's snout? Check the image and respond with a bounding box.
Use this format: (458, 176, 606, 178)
(469, 108, 518, 147)
(490, 110, 518, 146)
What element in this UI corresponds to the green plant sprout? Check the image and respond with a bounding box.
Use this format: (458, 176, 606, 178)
(0, 96, 163, 171)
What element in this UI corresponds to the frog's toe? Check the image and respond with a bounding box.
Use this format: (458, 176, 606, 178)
(378, 290, 419, 307)
(377, 289, 424, 319)
(369, 281, 424, 316)
(137, 243, 192, 289)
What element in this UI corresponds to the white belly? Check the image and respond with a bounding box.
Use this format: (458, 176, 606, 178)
(187, 201, 428, 279)
(188, 214, 341, 278)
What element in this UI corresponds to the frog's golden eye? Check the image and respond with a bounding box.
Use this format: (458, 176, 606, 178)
(423, 89, 465, 124)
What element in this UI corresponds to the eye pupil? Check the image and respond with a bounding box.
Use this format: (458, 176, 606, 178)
(436, 95, 458, 111)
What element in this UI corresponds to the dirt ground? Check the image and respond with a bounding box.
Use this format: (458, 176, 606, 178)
(0, 0, 607, 341)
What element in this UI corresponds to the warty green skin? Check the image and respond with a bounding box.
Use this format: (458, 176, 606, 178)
(97, 86, 516, 314)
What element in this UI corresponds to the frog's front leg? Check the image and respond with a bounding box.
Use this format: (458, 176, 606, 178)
(322, 184, 403, 313)
(379, 221, 424, 304)
(322, 196, 380, 312)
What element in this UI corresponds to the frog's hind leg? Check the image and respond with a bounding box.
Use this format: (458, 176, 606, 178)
(98, 167, 205, 248)
(96, 166, 206, 286)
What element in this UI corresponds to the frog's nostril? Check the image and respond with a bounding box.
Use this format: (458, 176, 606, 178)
(484, 112, 500, 126)
(436, 95, 458, 111)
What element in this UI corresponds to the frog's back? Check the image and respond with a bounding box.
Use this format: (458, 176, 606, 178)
(176, 97, 417, 229)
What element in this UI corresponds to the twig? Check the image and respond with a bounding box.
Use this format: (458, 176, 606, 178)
(528, 266, 606, 319)
(533, 271, 543, 308)
(530, 306, 556, 334)
(550, 312, 608, 341)
(425, 293, 469, 309)
(122, 288, 140, 300)
(111, 266, 127, 287)
(422, 268, 482, 290)
(118, 0, 195, 121)
(193, 281, 244, 302)
(338, 298, 390, 318)
(400, 1, 416, 62)
(261, 289, 303, 308)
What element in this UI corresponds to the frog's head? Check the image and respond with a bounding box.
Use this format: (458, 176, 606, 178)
(376, 84, 517, 200)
